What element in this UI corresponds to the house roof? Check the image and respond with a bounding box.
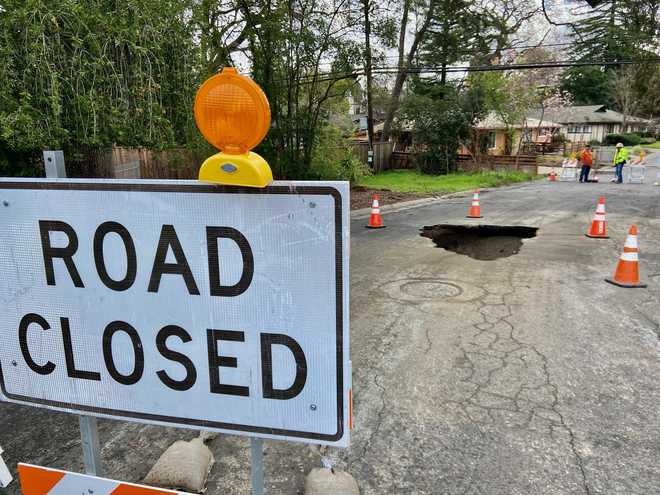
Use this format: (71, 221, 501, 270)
(527, 105, 649, 125)
(373, 120, 414, 132)
(475, 112, 562, 130)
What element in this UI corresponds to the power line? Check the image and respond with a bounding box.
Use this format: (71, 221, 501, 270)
(311, 41, 578, 70)
(287, 56, 660, 85)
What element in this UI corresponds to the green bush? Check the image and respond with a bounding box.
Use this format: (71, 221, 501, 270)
(309, 126, 371, 182)
(603, 133, 641, 146)
(640, 137, 656, 145)
(588, 139, 601, 147)
(553, 133, 569, 144)
(0, 149, 42, 177)
(638, 130, 655, 138)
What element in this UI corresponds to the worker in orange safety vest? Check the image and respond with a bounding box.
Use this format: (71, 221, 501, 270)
(578, 144, 594, 183)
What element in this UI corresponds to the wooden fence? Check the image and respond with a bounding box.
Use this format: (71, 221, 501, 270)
(350, 141, 395, 173)
(458, 154, 538, 174)
(383, 151, 538, 174)
(390, 151, 416, 169)
(65, 145, 538, 179)
(64, 146, 200, 179)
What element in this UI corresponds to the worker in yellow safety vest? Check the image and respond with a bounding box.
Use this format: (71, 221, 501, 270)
(613, 142, 628, 184)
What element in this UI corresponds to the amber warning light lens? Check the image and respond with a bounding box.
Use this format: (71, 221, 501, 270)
(194, 67, 273, 187)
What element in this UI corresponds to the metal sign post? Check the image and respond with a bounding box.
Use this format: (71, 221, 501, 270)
(43, 150, 66, 179)
(79, 416, 102, 476)
(250, 438, 264, 495)
(41, 151, 103, 477)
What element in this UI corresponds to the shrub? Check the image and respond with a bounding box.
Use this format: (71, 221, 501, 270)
(603, 133, 641, 146)
(588, 139, 601, 147)
(309, 126, 371, 182)
(640, 137, 656, 145)
(552, 133, 568, 144)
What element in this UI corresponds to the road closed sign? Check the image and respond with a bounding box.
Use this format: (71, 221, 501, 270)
(0, 179, 350, 446)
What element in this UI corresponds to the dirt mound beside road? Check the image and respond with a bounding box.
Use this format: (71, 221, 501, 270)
(351, 186, 432, 210)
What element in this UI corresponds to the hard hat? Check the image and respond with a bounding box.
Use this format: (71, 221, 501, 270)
(616, 142, 624, 148)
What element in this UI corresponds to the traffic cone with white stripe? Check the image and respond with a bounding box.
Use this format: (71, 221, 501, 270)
(585, 196, 609, 238)
(467, 190, 483, 218)
(366, 194, 385, 229)
(605, 225, 647, 288)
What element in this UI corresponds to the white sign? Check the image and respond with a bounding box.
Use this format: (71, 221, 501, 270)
(0, 179, 350, 446)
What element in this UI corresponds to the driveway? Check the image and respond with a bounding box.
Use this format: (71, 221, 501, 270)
(1, 174, 659, 494)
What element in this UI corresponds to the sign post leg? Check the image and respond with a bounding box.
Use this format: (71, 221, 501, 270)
(44, 151, 104, 478)
(250, 438, 264, 495)
(79, 416, 103, 476)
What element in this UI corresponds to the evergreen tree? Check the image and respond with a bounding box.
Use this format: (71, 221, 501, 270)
(570, 0, 659, 61)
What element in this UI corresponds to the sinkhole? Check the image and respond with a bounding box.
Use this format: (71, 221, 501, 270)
(421, 224, 538, 260)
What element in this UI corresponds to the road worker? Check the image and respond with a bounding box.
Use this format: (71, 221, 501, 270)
(613, 142, 628, 184)
(579, 144, 593, 183)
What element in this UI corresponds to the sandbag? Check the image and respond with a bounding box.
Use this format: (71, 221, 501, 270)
(143, 438, 214, 493)
(304, 467, 359, 495)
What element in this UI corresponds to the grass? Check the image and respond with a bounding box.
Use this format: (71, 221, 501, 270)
(645, 141, 660, 149)
(356, 169, 537, 194)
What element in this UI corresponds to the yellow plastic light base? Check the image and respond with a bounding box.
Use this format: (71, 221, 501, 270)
(198, 151, 273, 188)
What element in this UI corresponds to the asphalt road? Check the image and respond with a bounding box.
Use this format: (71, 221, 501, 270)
(1, 162, 659, 494)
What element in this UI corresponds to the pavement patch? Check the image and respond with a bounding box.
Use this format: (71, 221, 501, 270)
(421, 224, 538, 260)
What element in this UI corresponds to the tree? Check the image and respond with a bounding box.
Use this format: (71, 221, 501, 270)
(244, 0, 363, 178)
(400, 79, 486, 174)
(362, 0, 376, 152)
(560, 66, 610, 105)
(377, 0, 538, 142)
(0, 0, 199, 160)
(545, 0, 659, 113)
(607, 66, 642, 130)
(631, 63, 660, 119)
(421, 0, 479, 86)
(193, 0, 251, 74)
(475, 48, 563, 154)
(378, 0, 438, 143)
(567, 0, 659, 61)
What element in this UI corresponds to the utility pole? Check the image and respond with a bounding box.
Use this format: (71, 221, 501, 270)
(362, 0, 375, 169)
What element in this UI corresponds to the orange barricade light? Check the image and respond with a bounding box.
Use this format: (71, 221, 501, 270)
(194, 67, 273, 187)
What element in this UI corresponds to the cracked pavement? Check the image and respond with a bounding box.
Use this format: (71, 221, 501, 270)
(1, 167, 659, 494)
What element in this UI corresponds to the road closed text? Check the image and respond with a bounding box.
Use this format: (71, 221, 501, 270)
(17, 219, 308, 400)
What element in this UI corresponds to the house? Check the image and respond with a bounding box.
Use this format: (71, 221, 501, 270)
(351, 120, 415, 149)
(527, 105, 650, 143)
(463, 113, 563, 156)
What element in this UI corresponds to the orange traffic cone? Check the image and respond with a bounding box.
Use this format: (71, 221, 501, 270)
(605, 225, 647, 288)
(366, 194, 385, 229)
(467, 190, 482, 218)
(585, 197, 609, 238)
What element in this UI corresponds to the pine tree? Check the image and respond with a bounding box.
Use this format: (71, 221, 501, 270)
(570, 0, 659, 61)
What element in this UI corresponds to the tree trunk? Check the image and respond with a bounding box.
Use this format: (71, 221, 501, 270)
(362, 0, 375, 165)
(381, 70, 408, 143)
(380, 0, 436, 143)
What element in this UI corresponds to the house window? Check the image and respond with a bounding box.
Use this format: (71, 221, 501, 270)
(567, 126, 581, 133)
(486, 131, 496, 149)
(581, 125, 591, 133)
(606, 124, 615, 134)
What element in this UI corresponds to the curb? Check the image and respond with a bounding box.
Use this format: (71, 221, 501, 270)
(350, 182, 535, 220)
